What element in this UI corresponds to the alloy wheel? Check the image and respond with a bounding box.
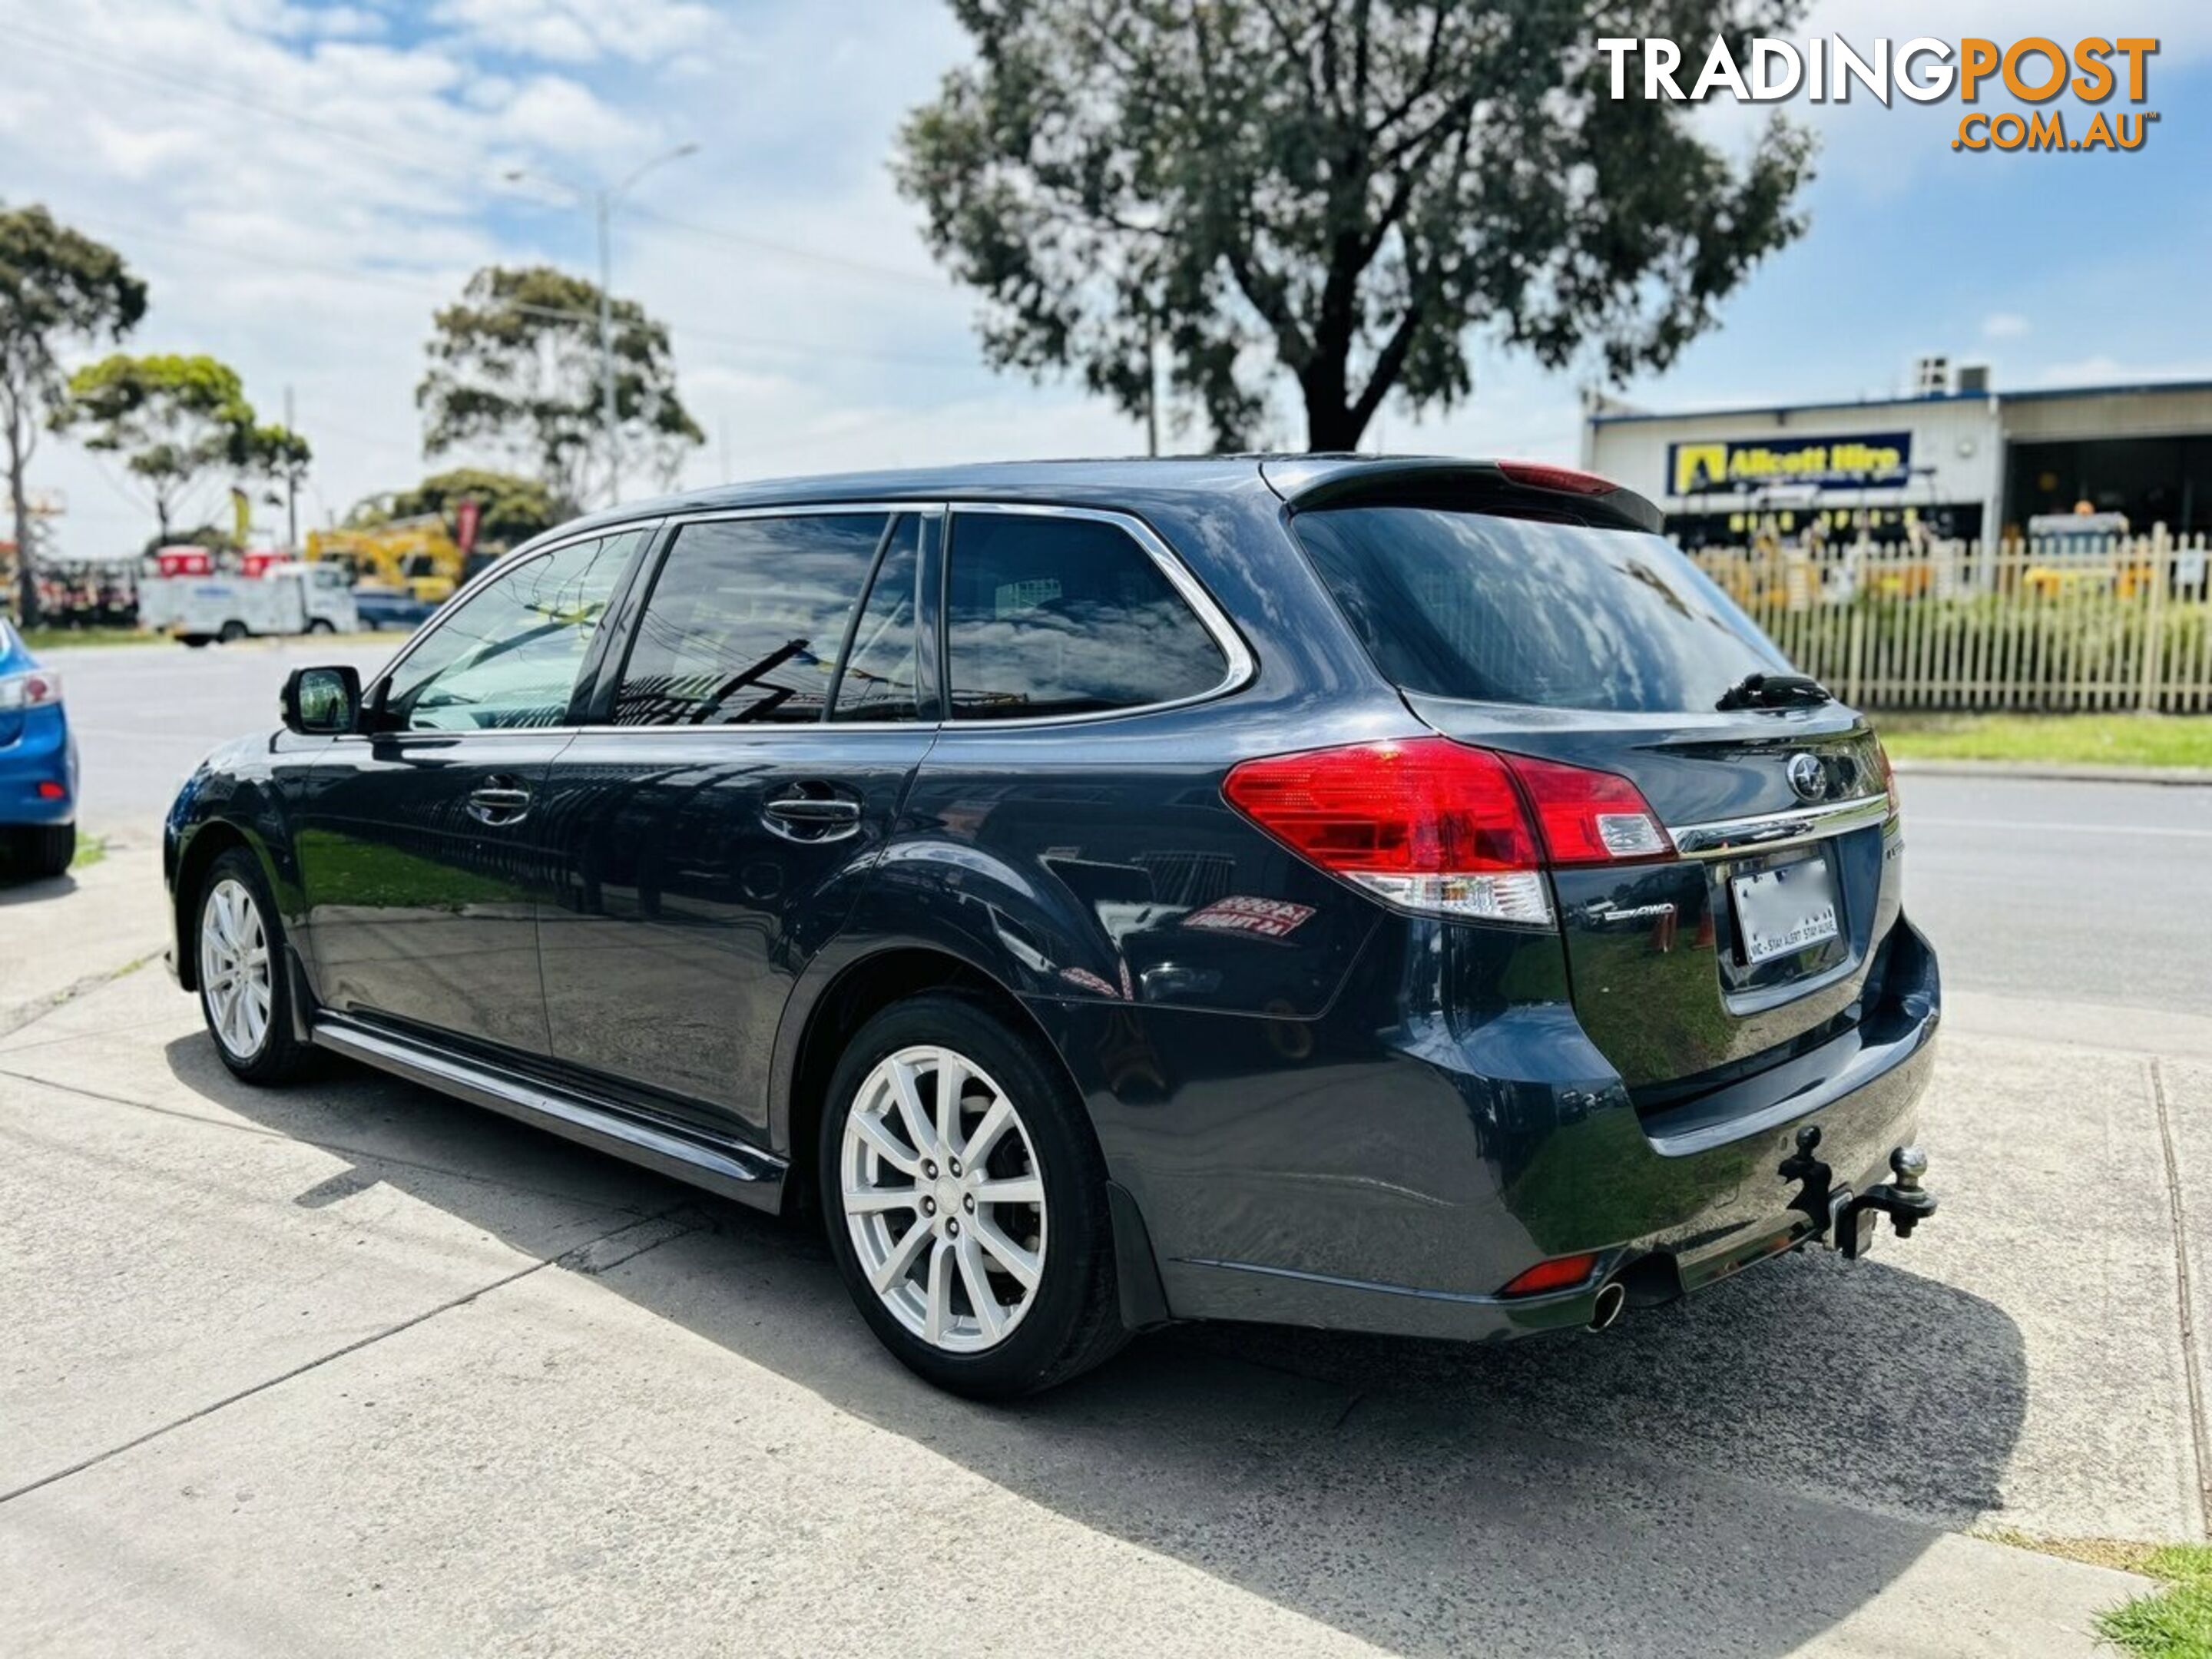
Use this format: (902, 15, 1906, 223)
(200, 877, 273, 1060)
(838, 1044, 1048, 1353)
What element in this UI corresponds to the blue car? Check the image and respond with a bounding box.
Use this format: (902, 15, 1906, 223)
(351, 584, 441, 632)
(0, 619, 77, 878)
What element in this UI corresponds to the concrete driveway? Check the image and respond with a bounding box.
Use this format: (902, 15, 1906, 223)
(2, 827, 2204, 1657)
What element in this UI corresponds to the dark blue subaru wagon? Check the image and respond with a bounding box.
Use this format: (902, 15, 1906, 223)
(164, 456, 1938, 1396)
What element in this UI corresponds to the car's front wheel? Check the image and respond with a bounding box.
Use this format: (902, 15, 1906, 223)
(194, 849, 313, 1084)
(820, 993, 1129, 1398)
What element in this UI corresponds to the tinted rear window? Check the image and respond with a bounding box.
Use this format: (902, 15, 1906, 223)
(611, 513, 889, 725)
(1293, 507, 1786, 713)
(945, 513, 1227, 720)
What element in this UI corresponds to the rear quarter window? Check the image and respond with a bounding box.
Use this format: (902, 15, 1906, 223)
(945, 512, 1228, 720)
(1292, 506, 1786, 713)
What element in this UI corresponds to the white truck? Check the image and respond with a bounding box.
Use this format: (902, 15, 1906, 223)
(139, 561, 359, 646)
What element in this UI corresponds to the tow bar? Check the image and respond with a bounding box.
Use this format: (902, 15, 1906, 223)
(1778, 1126, 1936, 1260)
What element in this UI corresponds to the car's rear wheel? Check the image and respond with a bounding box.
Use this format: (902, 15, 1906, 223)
(820, 993, 1128, 1398)
(217, 621, 248, 643)
(6, 823, 74, 879)
(194, 849, 313, 1084)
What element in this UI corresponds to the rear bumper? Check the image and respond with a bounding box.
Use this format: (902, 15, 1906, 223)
(1043, 915, 1941, 1343)
(0, 709, 77, 826)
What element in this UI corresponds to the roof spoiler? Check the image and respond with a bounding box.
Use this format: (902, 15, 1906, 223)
(1260, 457, 1664, 535)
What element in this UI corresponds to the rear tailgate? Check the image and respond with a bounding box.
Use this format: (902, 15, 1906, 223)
(1285, 485, 1905, 1097)
(1407, 697, 1897, 1091)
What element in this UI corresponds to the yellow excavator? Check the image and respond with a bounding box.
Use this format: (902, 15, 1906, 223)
(303, 515, 465, 603)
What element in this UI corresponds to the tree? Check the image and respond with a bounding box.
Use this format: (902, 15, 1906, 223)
(417, 266, 704, 508)
(897, 2, 1814, 451)
(348, 467, 565, 553)
(0, 206, 147, 624)
(58, 354, 308, 543)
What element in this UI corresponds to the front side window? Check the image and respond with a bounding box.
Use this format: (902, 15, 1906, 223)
(611, 513, 892, 726)
(945, 513, 1227, 720)
(383, 534, 633, 732)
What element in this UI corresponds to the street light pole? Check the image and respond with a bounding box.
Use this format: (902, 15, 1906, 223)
(505, 142, 697, 508)
(595, 190, 618, 504)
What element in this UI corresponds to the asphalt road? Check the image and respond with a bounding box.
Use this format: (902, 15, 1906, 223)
(1903, 773, 2212, 1017)
(37, 633, 2212, 1017)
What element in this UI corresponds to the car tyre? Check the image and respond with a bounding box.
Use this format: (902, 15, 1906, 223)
(7, 823, 75, 879)
(819, 992, 1130, 1399)
(306, 618, 335, 634)
(218, 621, 248, 644)
(194, 847, 314, 1084)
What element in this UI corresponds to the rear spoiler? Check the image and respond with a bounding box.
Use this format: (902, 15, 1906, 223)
(1259, 457, 1665, 535)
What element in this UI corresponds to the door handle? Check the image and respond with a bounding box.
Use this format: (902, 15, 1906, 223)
(763, 786, 863, 841)
(467, 777, 532, 826)
(763, 798, 861, 825)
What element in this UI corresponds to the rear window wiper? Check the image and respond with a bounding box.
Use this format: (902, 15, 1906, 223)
(1715, 671, 1833, 712)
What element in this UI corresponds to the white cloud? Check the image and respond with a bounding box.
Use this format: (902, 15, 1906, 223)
(1982, 312, 2031, 339)
(489, 75, 652, 157)
(432, 0, 718, 66)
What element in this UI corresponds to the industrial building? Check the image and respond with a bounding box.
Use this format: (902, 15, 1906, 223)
(1581, 362, 2212, 550)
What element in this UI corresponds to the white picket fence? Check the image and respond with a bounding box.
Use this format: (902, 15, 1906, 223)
(1687, 531, 2212, 714)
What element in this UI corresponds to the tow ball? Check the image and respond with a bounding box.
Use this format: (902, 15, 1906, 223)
(1778, 1126, 1936, 1260)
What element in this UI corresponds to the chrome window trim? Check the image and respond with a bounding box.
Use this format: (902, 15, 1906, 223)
(1667, 793, 1894, 860)
(938, 500, 1256, 730)
(346, 498, 1257, 739)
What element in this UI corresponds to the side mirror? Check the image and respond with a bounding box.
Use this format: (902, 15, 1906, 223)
(282, 665, 362, 735)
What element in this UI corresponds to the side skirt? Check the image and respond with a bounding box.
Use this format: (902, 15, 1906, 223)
(311, 1015, 787, 1210)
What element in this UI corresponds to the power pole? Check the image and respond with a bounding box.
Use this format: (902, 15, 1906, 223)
(283, 384, 300, 549)
(1144, 313, 1158, 458)
(504, 144, 696, 511)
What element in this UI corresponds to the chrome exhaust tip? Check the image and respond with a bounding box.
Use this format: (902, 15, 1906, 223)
(1588, 1281, 1627, 1332)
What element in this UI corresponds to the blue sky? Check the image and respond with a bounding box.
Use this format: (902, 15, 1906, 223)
(3, 0, 2207, 549)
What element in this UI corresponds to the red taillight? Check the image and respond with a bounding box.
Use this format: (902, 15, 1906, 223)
(1495, 460, 1618, 496)
(1500, 754, 1673, 867)
(1224, 738, 1549, 925)
(35, 780, 66, 800)
(1222, 738, 1674, 926)
(1873, 735, 1901, 820)
(0, 670, 61, 710)
(1499, 1253, 1600, 1296)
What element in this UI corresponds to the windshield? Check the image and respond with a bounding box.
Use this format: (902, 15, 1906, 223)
(1293, 506, 1786, 714)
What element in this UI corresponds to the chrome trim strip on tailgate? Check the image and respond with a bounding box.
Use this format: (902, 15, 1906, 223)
(1667, 793, 1892, 860)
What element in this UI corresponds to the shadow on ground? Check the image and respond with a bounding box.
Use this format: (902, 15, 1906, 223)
(0, 868, 76, 902)
(162, 1031, 2031, 1658)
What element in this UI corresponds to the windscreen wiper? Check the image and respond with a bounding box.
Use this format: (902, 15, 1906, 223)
(1715, 671, 1833, 712)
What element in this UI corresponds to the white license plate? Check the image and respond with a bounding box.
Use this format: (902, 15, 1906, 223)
(1732, 856, 1841, 965)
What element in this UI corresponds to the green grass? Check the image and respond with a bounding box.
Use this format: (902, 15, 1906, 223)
(69, 833, 105, 873)
(15, 625, 151, 650)
(1975, 1532, 2212, 1657)
(1873, 713, 2212, 770)
(2097, 1544, 2212, 1658)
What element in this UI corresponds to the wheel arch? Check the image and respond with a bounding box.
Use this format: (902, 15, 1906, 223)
(774, 940, 1041, 1206)
(171, 819, 283, 992)
(773, 938, 1174, 1332)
